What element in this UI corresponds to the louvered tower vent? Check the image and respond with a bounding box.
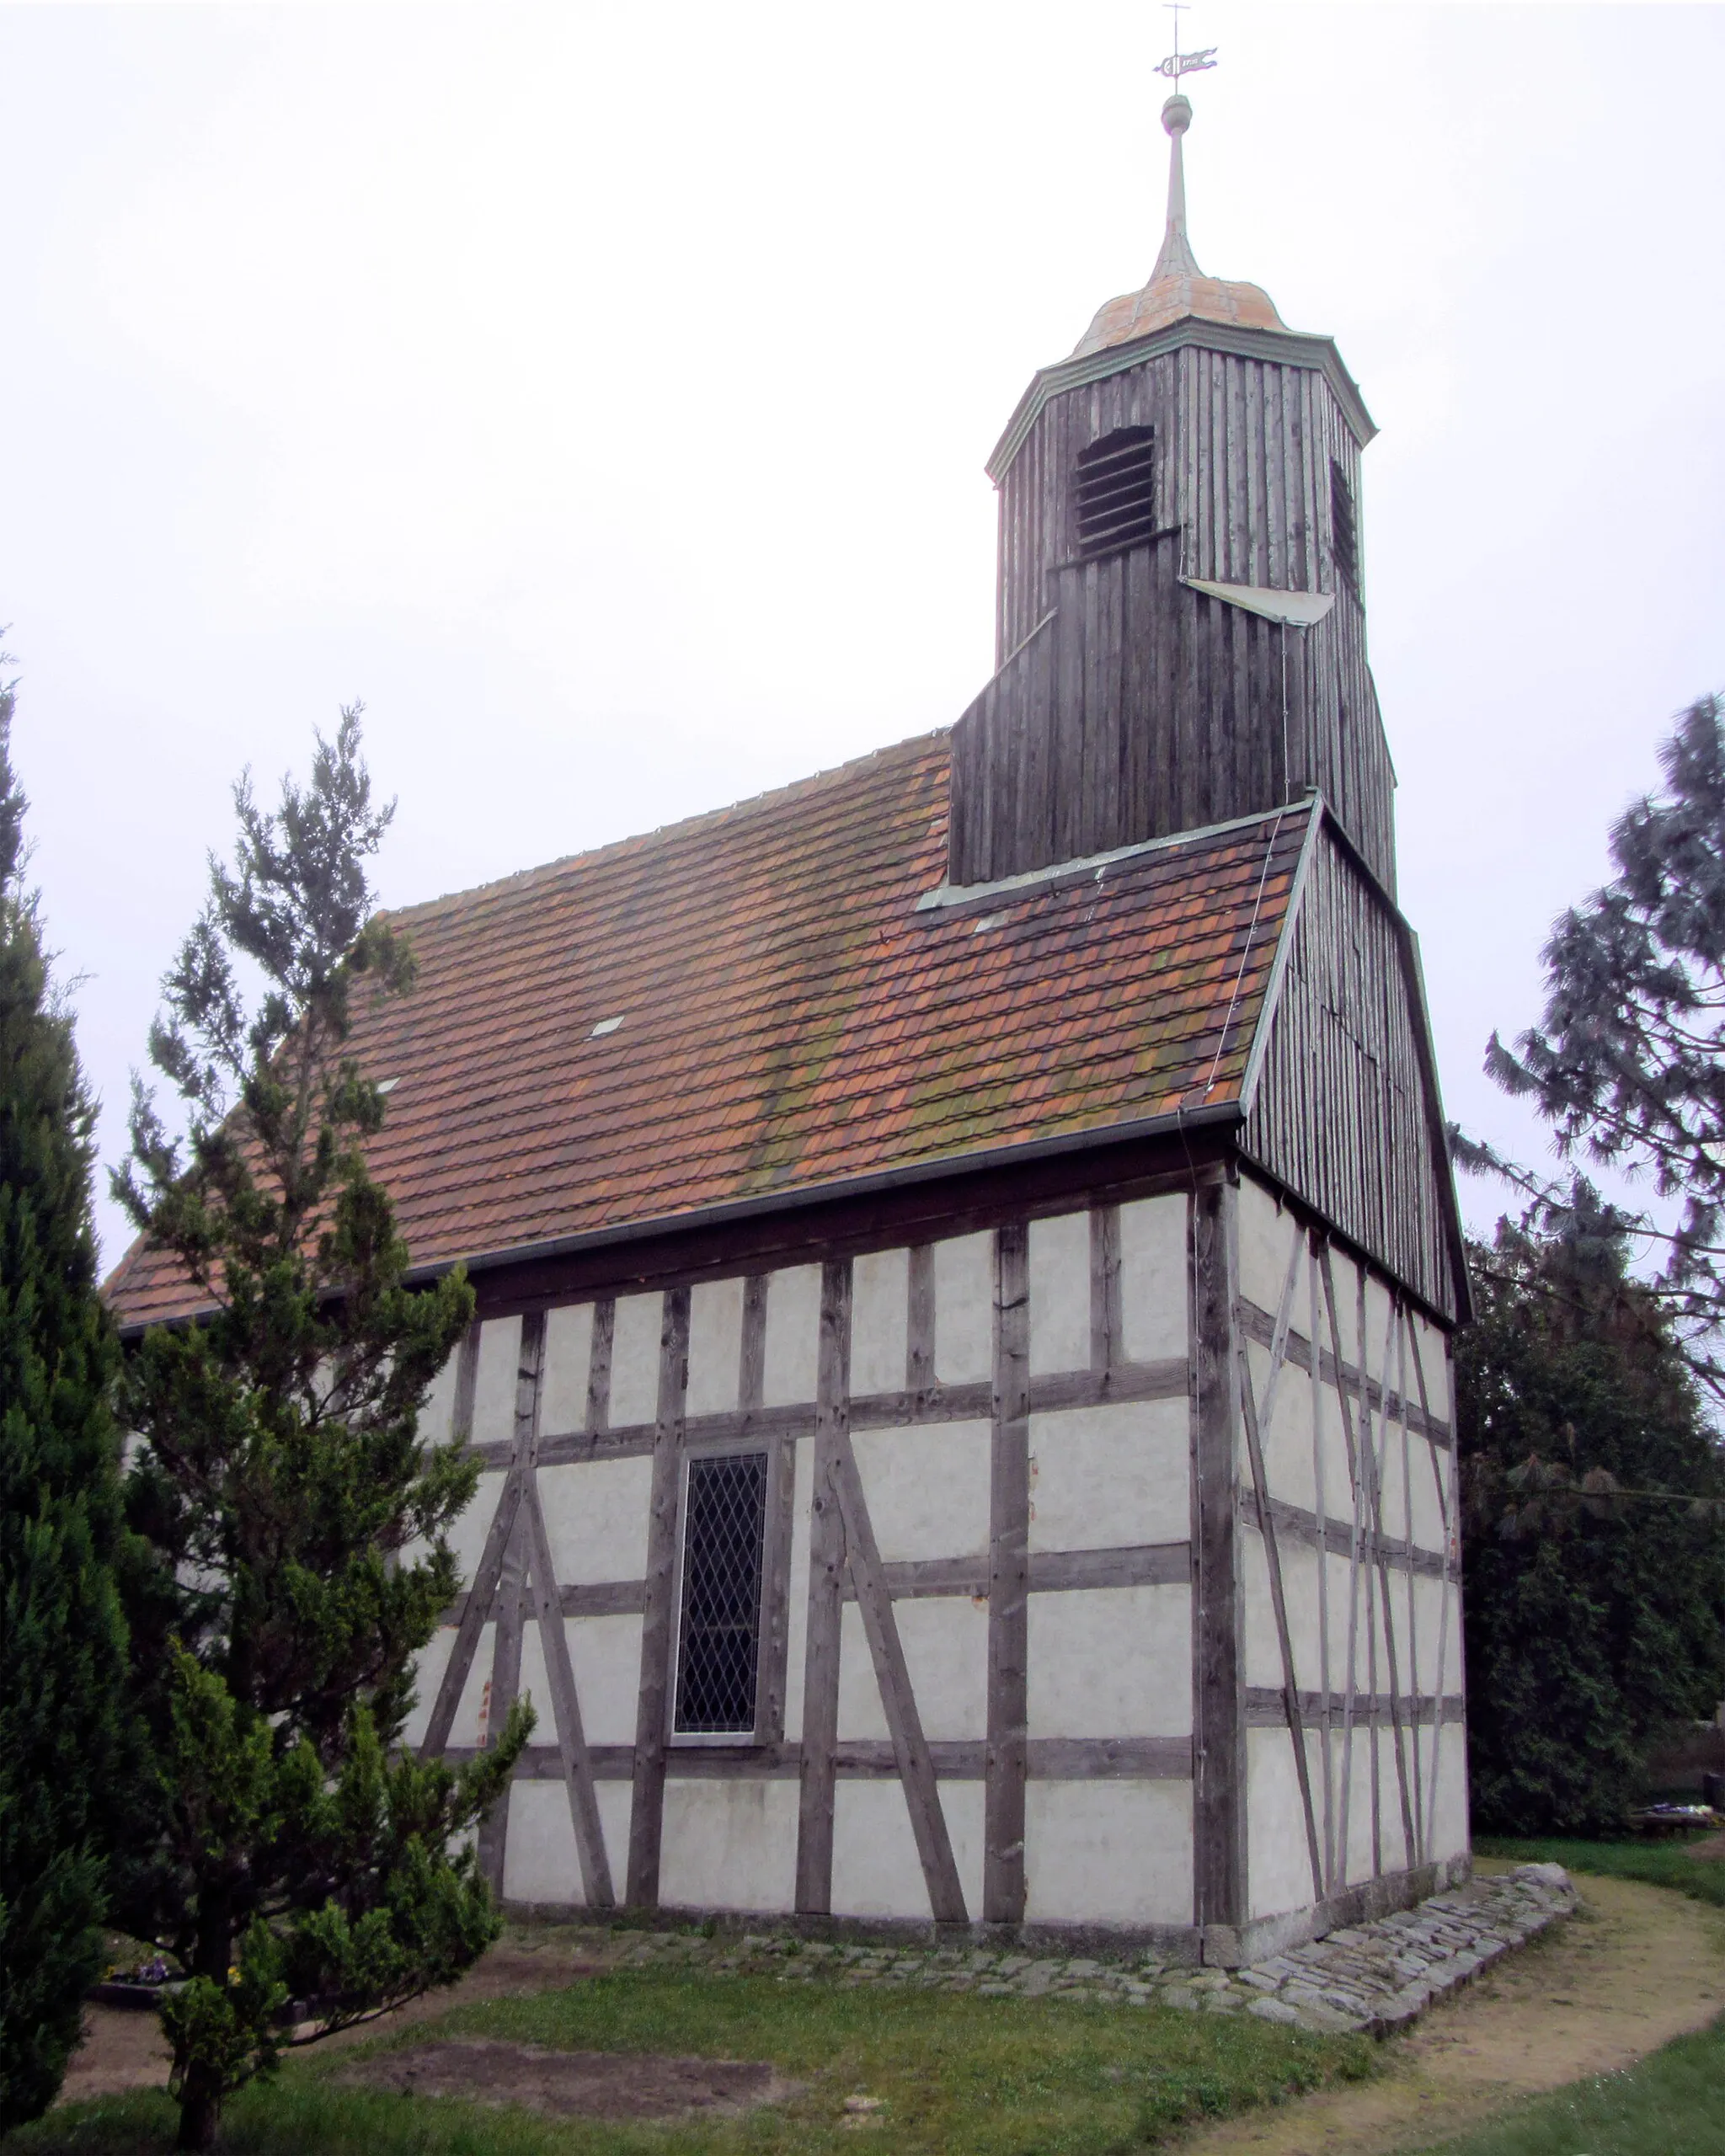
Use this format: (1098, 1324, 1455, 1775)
(1074, 426, 1157, 560)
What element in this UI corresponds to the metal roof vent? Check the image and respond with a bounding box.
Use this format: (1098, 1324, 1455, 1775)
(1075, 427, 1157, 562)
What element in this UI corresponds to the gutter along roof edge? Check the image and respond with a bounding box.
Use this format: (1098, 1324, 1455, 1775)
(112, 1099, 1247, 1341)
(420, 1098, 1246, 1283)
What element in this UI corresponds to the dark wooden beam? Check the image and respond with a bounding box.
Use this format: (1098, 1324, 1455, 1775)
(1246, 1688, 1463, 1729)
(477, 1315, 542, 1893)
(1237, 1297, 1450, 1444)
(1241, 1492, 1454, 1581)
(985, 1222, 1031, 1924)
(625, 1289, 689, 1908)
(1191, 1181, 1246, 1929)
(907, 1244, 935, 1399)
(832, 1428, 968, 1922)
(459, 1734, 1195, 1783)
(1236, 1333, 1323, 1903)
(795, 1260, 851, 1914)
(1090, 1204, 1123, 1374)
(419, 1325, 510, 1759)
(485, 1353, 1191, 1471)
(585, 1297, 615, 1432)
(441, 1540, 1194, 1630)
(521, 1454, 614, 1908)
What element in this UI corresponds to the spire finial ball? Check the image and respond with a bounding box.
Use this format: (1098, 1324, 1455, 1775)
(1162, 93, 1192, 137)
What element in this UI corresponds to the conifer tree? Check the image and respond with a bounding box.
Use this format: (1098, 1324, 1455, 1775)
(112, 710, 527, 2152)
(1457, 1188, 1725, 1833)
(0, 664, 131, 2131)
(1477, 691, 1725, 1395)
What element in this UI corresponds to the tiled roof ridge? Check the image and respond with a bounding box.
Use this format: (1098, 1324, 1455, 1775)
(380, 728, 950, 930)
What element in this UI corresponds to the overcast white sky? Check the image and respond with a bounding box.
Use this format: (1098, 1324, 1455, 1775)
(2, 0, 1720, 1273)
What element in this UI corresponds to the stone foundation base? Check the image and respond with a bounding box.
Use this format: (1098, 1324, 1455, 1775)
(504, 1863, 1576, 2036)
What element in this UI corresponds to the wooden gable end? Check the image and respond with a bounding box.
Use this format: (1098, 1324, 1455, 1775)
(1238, 814, 1466, 1324)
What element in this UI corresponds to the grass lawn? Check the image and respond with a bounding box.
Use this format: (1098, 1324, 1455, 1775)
(1476, 1833, 1725, 1909)
(1411, 2015, 1725, 2156)
(19, 1966, 1374, 2156)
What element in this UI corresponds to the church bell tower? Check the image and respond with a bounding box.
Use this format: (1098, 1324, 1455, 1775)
(948, 90, 1397, 893)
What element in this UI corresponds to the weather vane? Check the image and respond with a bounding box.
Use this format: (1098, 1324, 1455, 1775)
(1156, 2, 1217, 84)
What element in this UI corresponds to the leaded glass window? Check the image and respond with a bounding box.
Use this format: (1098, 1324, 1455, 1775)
(672, 1450, 768, 1737)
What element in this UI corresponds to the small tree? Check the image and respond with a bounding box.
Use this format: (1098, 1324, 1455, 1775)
(0, 665, 131, 2131)
(112, 710, 527, 2151)
(1478, 691, 1725, 1395)
(1457, 1190, 1725, 1833)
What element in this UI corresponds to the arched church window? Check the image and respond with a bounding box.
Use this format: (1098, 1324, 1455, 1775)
(1330, 459, 1359, 594)
(1075, 426, 1157, 561)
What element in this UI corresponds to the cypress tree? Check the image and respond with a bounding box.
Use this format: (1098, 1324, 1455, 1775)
(0, 664, 130, 2130)
(111, 710, 526, 2152)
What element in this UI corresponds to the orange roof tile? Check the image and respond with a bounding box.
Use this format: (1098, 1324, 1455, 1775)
(104, 735, 1312, 1329)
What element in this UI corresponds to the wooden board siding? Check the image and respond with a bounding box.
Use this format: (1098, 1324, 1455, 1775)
(958, 344, 1394, 893)
(1241, 827, 1461, 1321)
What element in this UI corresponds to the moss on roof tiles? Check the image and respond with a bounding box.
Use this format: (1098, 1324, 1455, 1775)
(108, 736, 1312, 1327)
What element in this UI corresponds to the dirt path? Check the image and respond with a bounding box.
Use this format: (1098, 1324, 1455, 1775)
(1175, 1872, 1725, 2155)
(61, 1881, 1725, 2148)
(58, 1929, 615, 2106)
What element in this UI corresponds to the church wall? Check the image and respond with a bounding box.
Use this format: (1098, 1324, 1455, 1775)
(1233, 1171, 1466, 1927)
(417, 1193, 1200, 1935)
(412, 1165, 1461, 1950)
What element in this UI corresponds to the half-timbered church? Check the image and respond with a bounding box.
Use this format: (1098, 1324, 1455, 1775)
(110, 88, 1471, 1965)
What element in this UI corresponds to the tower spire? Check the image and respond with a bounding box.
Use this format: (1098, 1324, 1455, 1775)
(1069, 19, 1284, 361)
(1151, 7, 1216, 283)
(1151, 94, 1202, 281)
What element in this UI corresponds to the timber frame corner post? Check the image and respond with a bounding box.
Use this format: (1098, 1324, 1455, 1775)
(795, 1258, 852, 1916)
(627, 1287, 692, 1911)
(1190, 1174, 1247, 1942)
(985, 1220, 1031, 1926)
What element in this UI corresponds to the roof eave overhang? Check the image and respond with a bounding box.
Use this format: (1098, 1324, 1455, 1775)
(112, 1098, 1247, 1342)
(986, 318, 1377, 486)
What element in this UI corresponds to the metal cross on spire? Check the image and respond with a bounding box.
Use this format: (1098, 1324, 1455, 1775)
(1156, 1, 1217, 85)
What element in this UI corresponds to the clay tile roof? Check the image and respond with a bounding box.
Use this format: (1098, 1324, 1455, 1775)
(104, 736, 1313, 1331)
